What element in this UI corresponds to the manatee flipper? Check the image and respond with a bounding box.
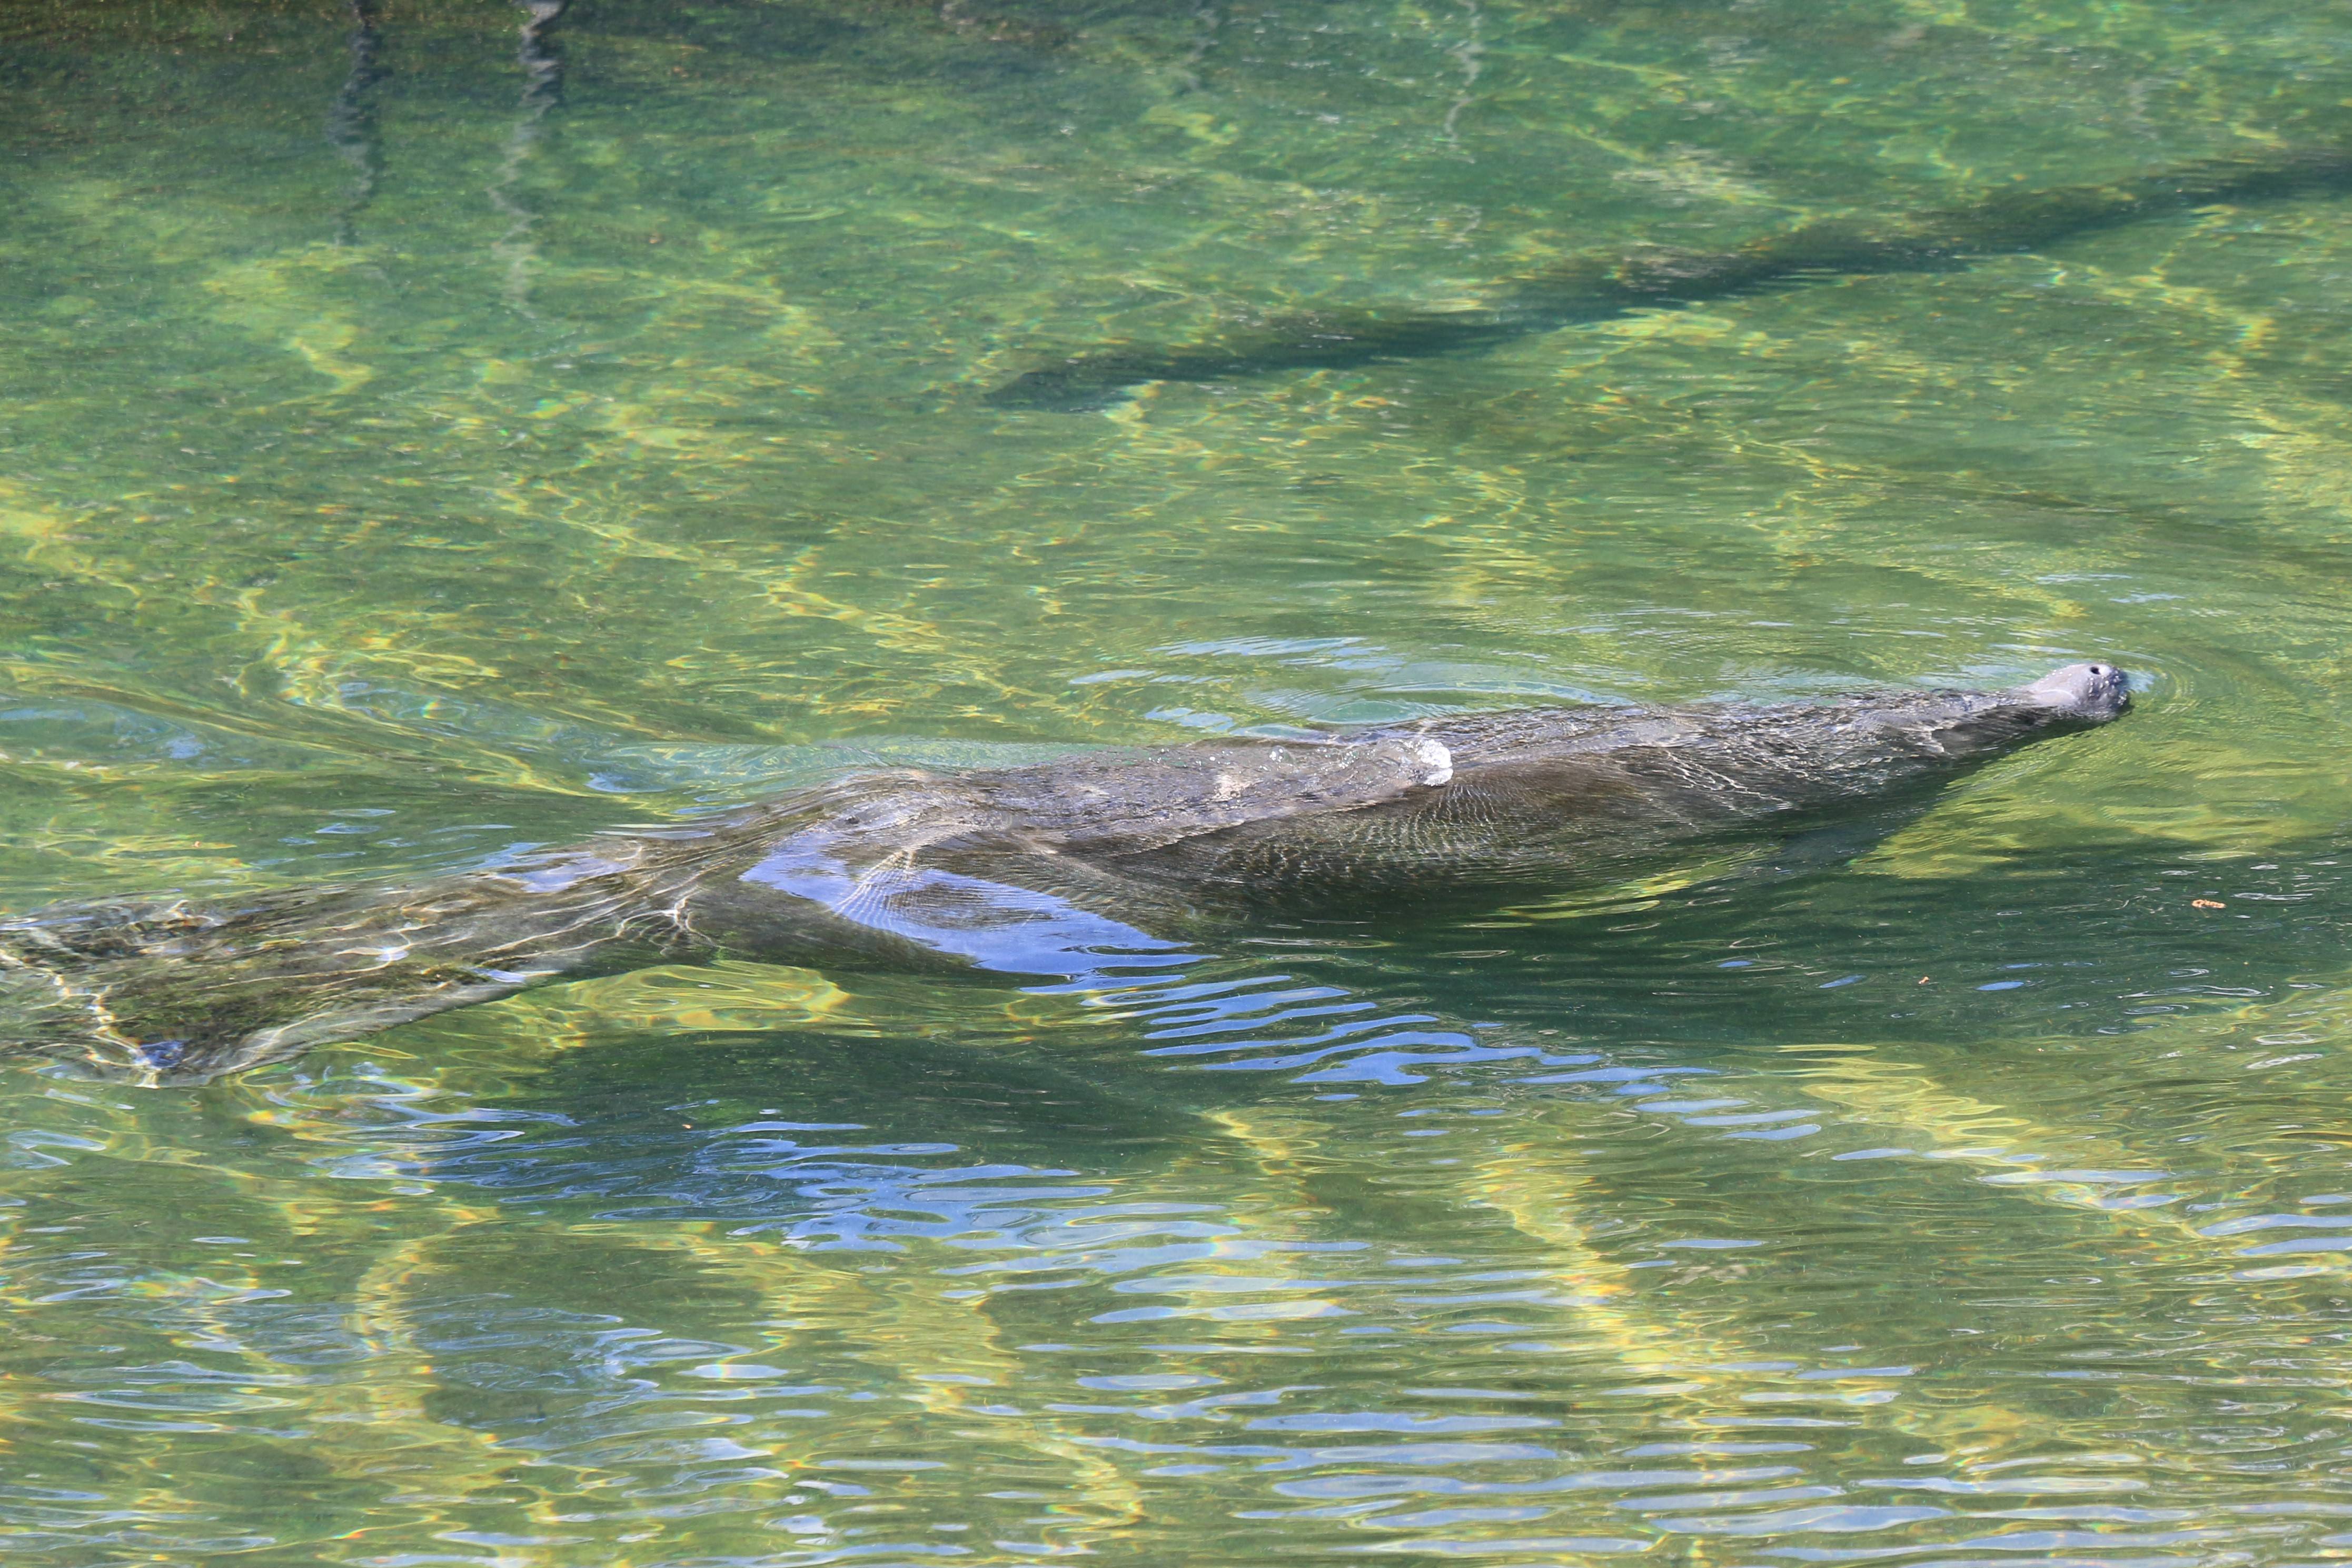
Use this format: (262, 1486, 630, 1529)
(737, 843, 1198, 986)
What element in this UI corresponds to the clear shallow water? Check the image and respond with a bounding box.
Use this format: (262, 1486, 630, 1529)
(7, 0, 2352, 1562)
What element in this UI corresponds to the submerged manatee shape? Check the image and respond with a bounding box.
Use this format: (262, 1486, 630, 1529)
(985, 146, 2352, 409)
(0, 665, 2127, 1084)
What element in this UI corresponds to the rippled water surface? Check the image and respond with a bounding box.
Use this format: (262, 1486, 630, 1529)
(8, 0, 2352, 1562)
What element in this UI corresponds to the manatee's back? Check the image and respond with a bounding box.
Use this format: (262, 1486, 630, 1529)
(1096, 690, 2031, 898)
(667, 736, 1461, 970)
(954, 731, 1459, 854)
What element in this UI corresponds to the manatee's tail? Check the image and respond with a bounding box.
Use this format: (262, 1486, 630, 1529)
(0, 895, 529, 1085)
(0, 877, 639, 1086)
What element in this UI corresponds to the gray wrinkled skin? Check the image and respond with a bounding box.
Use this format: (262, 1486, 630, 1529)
(0, 664, 2127, 1085)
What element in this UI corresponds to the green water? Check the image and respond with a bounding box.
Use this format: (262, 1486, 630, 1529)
(6, 0, 2352, 1561)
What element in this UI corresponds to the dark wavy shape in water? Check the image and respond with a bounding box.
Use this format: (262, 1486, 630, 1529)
(325, 0, 388, 246)
(986, 148, 2352, 410)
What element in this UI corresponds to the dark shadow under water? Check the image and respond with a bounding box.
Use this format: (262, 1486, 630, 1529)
(988, 146, 2352, 409)
(324, 0, 388, 246)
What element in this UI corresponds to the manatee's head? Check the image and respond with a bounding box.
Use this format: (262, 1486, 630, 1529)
(2013, 661, 2130, 723)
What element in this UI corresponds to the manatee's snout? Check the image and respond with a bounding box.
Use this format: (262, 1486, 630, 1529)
(2015, 661, 2130, 722)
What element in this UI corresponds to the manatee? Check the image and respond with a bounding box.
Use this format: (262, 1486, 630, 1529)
(0, 662, 2127, 1085)
(986, 147, 2352, 409)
